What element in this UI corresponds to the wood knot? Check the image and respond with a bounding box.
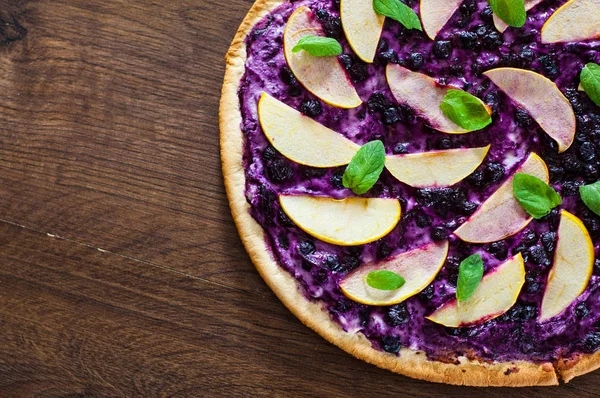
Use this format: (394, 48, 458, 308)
(0, 15, 27, 45)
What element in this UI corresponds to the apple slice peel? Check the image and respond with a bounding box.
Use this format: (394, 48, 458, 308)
(341, 0, 385, 63)
(541, 0, 600, 43)
(484, 68, 575, 153)
(539, 210, 594, 322)
(420, 0, 463, 40)
(454, 153, 549, 244)
(284, 6, 362, 109)
(258, 93, 360, 167)
(279, 195, 401, 246)
(340, 241, 449, 306)
(385, 145, 491, 188)
(427, 253, 526, 328)
(386, 64, 491, 134)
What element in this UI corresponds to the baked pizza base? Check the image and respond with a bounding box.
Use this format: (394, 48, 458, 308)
(219, 0, 598, 386)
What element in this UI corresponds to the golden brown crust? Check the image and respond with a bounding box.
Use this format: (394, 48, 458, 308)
(556, 351, 600, 383)
(219, 0, 560, 386)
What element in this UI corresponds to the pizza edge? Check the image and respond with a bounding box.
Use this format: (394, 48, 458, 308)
(217, 0, 594, 386)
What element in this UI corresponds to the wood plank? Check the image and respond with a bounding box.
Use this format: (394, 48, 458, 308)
(0, 0, 263, 292)
(0, 222, 596, 396)
(0, 224, 597, 397)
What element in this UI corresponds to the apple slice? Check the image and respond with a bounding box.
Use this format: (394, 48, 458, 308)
(386, 64, 491, 134)
(340, 241, 449, 306)
(427, 253, 525, 328)
(454, 153, 549, 244)
(341, 0, 385, 63)
(484, 68, 575, 153)
(385, 145, 490, 188)
(258, 93, 360, 167)
(279, 195, 401, 246)
(420, 0, 463, 40)
(284, 6, 361, 109)
(541, 0, 600, 43)
(539, 210, 594, 322)
(493, 0, 544, 33)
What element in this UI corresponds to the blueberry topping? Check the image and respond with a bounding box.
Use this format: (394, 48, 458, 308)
(385, 303, 410, 326)
(383, 107, 400, 125)
(575, 302, 589, 319)
(314, 268, 328, 283)
(486, 241, 508, 260)
(416, 213, 433, 228)
(527, 245, 549, 266)
(299, 99, 322, 117)
(297, 241, 316, 256)
(367, 92, 392, 112)
(431, 226, 448, 241)
(540, 232, 557, 253)
(515, 109, 534, 127)
(482, 31, 503, 50)
(316, 10, 342, 39)
(393, 143, 408, 154)
(267, 159, 294, 182)
(330, 171, 344, 188)
(458, 31, 479, 50)
(480, 6, 493, 21)
(339, 54, 353, 70)
(262, 145, 277, 161)
(562, 180, 583, 196)
(377, 241, 391, 259)
(582, 332, 600, 353)
(381, 336, 402, 353)
(278, 208, 295, 227)
(278, 233, 289, 250)
(324, 255, 341, 271)
(538, 55, 559, 79)
(279, 67, 297, 86)
(409, 52, 424, 70)
(521, 230, 538, 246)
(419, 284, 435, 301)
(579, 142, 596, 161)
(467, 170, 486, 188)
(433, 40, 452, 59)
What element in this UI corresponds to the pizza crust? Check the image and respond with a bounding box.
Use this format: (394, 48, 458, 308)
(219, 0, 571, 386)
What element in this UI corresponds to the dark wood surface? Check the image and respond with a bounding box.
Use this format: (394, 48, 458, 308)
(0, 0, 598, 396)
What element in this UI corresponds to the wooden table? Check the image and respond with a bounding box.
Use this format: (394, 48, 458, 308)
(0, 0, 598, 396)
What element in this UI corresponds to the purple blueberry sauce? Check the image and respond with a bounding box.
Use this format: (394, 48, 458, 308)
(238, 0, 600, 363)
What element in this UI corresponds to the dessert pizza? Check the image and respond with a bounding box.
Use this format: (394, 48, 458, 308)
(220, 0, 600, 386)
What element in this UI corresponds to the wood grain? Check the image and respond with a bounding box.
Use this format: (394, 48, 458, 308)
(0, 0, 598, 395)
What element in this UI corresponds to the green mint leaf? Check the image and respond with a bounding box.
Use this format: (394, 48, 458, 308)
(366, 270, 406, 290)
(343, 140, 386, 195)
(292, 35, 343, 56)
(456, 254, 484, 302)
(580, 182, 600, 217)
(440, 89, 492, 131)
(487, 0, 527, 28)
(513, 173, 562, 219)
(373, 0, 422, 31)
(581, 63, 600, 106)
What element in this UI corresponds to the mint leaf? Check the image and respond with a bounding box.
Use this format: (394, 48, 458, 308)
(366, 270, 405, 290)
(373, 0, 422, 31)
(343, 140, 386, 195)
(292, 35, 343, 56)
(456, 254, 484, 302)
(488, 0, 527, 28)
(580, 182, 600, 217)
(513, 173, 562, 219)
(581, 63, 600, 106)
(440, 89, 492, 131)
